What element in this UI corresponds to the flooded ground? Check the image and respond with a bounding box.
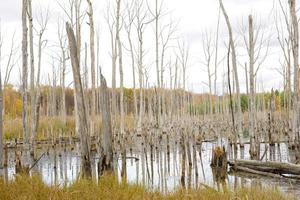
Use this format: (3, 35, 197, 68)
(1, 139, 300, 198)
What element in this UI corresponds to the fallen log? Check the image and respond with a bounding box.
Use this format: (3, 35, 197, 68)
(228, 159, 300, 175)
(232, 165, 283, 179)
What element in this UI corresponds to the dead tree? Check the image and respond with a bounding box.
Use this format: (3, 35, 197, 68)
(99, 73, 114, 173)
(116, 3, 126, 175)
(66, 22, 92, 178)
(58, 21, 67, 125)
(248, 15, 258, 159)
(214, 7, 221, 113)
(87, 0, 96, 137)
(159, 19, 177, 120)
(22, 0, 29, 145)
(57, 0, 84, 137)
(110, 0, 122, 117)
(219, 0, 243, 147)
(147, 0, 164, 126)
(31, 7, 49, 159)
(201, 31, 214, 115)
(289, 0, 299, 149)
(28, 0, 36, 155)
(226, 40, 237, 165)
(178, 40, 189, 116)
(275, 1, 292, 121)
(3, 32, 17, 116)
(124, 1, 138, 123)
(135, 0, 151, 131)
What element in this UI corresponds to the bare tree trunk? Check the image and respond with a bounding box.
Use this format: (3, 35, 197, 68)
(178, 41, 189, 117)
(290, 0, 299, 149)
(22, 0, 29, 145)
(227, 39, 238, 166)
(66, 22, 91, 178)
(155, 0, 160, 89)
(214, 7, 221, 111)
(87, 0, 96, 137)
(118, 34, 126, 177)
(28, 0, 35, 155)
(118, 39, 124, 135)
(154, 1, 161, 126)
(32, 20, 47, 158)
(136, 3, 147, 131)
(202, 32, 213, 115)
(74, 0, 82, 138)
(60, 47, 67, 125)
(99, 73, 114, 173)
(248, 15, 258, 160)
(125, 19, 138, 122)
(51, 66, 57, 117)
(219, 0, 243, 147)
(111, 0, 122, 118)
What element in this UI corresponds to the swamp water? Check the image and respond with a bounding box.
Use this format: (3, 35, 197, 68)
(1, 140, 300, 198)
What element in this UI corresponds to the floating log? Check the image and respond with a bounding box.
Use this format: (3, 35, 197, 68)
(228, 159, 300, 175)
(232, 165, 283, 179)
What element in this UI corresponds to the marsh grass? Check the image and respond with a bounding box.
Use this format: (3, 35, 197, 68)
(0, 174, 294, 200)
(3, 115, 136, 141)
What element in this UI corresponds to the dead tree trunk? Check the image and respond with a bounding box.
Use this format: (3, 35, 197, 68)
(28, 0, 35, 155)
(87, 0, 96, 137)
(219, 0, 243, 147)
(99, 73, 114, 173)
(124, 7, 138, 123)
(58, 33, 66, 125)
(22, 0, 29, 145)
(248, 15, 258, 160)
(66, 22, 92, 178)
(289, 0, 300, 149)
(31, 25, 45, 159)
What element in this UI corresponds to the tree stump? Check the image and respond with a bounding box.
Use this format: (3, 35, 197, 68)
(15, 151, 29, 175)
(4, 144, 8, 167)
(211, 146, 227, 180)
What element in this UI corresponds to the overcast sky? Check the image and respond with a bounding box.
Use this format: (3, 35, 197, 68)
(0, 0, 287, 94)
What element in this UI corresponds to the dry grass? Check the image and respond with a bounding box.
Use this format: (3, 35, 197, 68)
(0, 175, 294, 200)
(3, 115, 136, 141)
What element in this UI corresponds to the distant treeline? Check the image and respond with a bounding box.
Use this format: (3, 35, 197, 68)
(3, 84, 287, 119)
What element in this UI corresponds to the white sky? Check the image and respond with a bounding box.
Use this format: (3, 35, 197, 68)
(0, 0, 288, 94)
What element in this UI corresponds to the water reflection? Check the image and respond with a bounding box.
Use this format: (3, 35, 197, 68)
(0, 140, 300, 198)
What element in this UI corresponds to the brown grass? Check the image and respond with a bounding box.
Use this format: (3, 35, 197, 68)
(3, 115, 136, 141)
(0, 175, 294, 200)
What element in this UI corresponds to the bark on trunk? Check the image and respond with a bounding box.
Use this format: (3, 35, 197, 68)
(248, 15, 258, 160)
(66, 22, 92, 178)
(219, 0, 243, 147)
(87, 0, 96, 137)
(99, 73, 114, 173)
(22, 0, 29, 145)
(28, 0, 35, 155)
(289, 0, 299, 149)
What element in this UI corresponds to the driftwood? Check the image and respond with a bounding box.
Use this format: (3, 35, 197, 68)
(232, 165, 283, 179)
(228, 159, 300, 175)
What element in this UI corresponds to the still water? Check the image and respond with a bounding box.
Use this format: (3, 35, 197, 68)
(1, 140, 300, 198)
